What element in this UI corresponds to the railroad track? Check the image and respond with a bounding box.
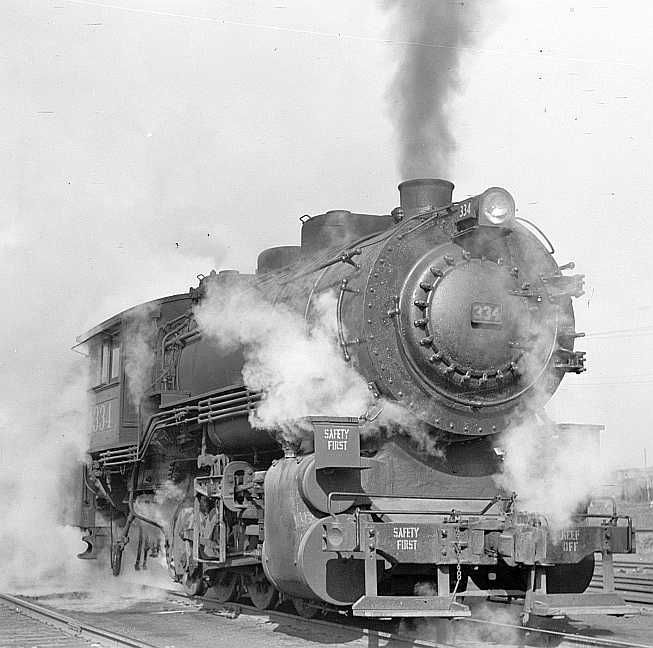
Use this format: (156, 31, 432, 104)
(0, 592, 157, 648)
(591, 560, 653, 605)
(2, 586, 652, 648)
(184, 590, 653, 648)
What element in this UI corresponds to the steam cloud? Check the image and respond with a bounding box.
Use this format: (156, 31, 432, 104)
(0, 374, 90, 590)
(195, 284, 374, 440)
(123, 304, 159, 407)
(384, 0, 479, 178)
(195, 281, 449, 455)
(496, 420, 609, 531)
(400, 598, 520, 646)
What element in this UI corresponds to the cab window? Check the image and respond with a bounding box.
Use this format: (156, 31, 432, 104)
(101, 339, 111, 384)
(110, 337, 120, 381)
(94, 334, 120, 387)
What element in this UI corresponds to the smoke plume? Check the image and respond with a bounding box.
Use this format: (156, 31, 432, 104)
(384, 0, 480, 178)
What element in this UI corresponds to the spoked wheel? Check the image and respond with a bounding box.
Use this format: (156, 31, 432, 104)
(206, 570, 239, 603)
(292, 598, 321, 618)
(245, 570, 279, 610)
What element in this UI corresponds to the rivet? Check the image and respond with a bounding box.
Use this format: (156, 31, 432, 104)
(510, 266, 519, 277)
(444, 254, 455, 265)
(449, 422, 455, 429)
(414, 319, 428, 328)
(374, 272, 379, 278)
(435, 418, 440, 425)
(492, 425, 497, 431)
(397, 391, 403, 397)
(419, 281, 433, 292)
(370, 288, 375, 293)
(477, 426, 483, 433)
(368, 303, 373, 308)
(414, 299, 427, 310)
(464, 425, 469, 432)
(430, 267, 443, 277)
(379, 258, 385, 264)
(367, 319, 372, 324)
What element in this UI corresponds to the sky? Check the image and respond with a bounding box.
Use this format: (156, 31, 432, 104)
(1, 0, 652, 469)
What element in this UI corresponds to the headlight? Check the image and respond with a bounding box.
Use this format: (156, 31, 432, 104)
(479, 187, 515, 226)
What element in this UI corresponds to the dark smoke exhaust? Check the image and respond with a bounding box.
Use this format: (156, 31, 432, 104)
(398, 178, 454, 217)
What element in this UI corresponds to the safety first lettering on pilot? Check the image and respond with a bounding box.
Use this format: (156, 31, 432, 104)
(393, 526, 420, 551)
(323, 427, 350, 451)
(560, 528, 580, 552)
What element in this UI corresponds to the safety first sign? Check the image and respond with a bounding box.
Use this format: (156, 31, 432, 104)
(311, 417, 361, 469)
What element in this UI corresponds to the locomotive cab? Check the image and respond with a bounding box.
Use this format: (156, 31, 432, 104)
(76, 293, 191, 455)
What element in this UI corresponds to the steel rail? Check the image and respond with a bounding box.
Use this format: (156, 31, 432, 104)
(607, 560, 653, 570)
(0, 592, 158, 648)
(589, 576, 653, 605)
(5, 584, 651, 648)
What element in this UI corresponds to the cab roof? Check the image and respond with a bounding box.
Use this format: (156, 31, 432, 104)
(75, 292, 190, 345)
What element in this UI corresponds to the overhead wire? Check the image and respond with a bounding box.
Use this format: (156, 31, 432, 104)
(582, 325, 653, 340)
(62, 0, 635, 68)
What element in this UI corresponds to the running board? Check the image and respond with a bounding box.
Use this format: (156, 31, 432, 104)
(528, 592, 639, 617)
(352, 595, 471, 617)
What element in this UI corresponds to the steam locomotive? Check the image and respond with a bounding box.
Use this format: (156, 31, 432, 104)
(76, 179, 635, 621)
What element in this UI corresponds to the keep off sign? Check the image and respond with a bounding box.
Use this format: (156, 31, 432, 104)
(312, 417, 361, 469)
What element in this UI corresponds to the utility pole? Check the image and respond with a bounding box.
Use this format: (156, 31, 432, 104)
(645, 448, 651, 504)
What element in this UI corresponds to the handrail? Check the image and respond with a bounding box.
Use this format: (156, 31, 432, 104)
(516, 216, 555, 255)
(326, 491, 511, 517)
